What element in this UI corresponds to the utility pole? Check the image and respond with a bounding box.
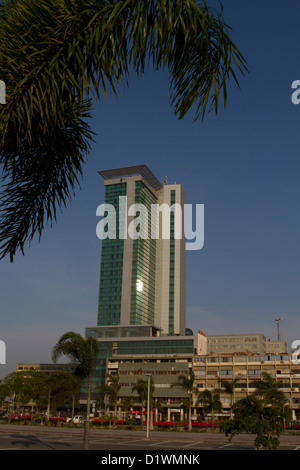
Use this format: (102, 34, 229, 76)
(275, 317, 282, 341)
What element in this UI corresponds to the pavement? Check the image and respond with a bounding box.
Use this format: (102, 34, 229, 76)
(0, 424, 299, 452)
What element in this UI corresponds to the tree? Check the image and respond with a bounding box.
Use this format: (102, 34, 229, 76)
(179, 397, 190, 423)
(251, 372, 292, 435)
(99, 374, 121, 424)
(219, 377, 240, 419)
(63, 373, 82, 422)
(154, 397, 164, 422)
(197, 388, 222, 430)
(132, 378, 149, 430)
(222, 395, 283, 450)
(44, 371, 81, 420)
(52, 331, 98, 450)
(0, 0, 247, 262)
(172, 371, 195, 431)
(2, 370, 49, 419)
(120, 396, 134, 420)
(251, 372, 286, 406)
(221, 373, 293, 450)
(2, 372, 29, 418)
(24, 370, 50, 418)
(0, 382, 10, 410)
(145, 376, 155, 430)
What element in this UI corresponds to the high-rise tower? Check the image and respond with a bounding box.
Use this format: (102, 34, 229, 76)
(97, 165, 186, 336)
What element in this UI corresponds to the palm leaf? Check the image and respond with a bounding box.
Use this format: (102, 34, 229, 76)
(0, 0, 247, 260)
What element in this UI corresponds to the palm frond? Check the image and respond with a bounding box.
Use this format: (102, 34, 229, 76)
(0, 0, 247, 260)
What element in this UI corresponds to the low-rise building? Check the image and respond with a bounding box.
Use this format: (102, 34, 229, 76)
(104, 352, 300, 422)
(194, 352, 300, 420)
(206, 334, 288, 355)
(17, 363, 76, 374)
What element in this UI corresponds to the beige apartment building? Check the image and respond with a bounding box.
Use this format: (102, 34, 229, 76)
(194, 352, 300, 420)
(17, 349, 300, 422)
(207, 334, 288, 355)
(105, 352, 300, 422)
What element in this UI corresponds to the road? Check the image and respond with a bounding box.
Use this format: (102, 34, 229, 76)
(0, 425, 299, 451)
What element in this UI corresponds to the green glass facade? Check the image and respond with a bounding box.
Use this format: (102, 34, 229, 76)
(83, 167, 189, 402)
(85, 327, 195, 400)
(97, 183, 126, 326)
(117, 339, 194, 356)
(130, 181, 157, 325)
(81, 342, 114, 399)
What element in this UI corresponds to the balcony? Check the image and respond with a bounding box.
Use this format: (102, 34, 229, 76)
(107, 362, 119, 369)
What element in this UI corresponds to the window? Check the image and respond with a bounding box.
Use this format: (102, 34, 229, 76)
(220, 370, 233, 376)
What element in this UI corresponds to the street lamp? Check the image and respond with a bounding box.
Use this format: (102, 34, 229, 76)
(145, 373, 151, 439)
(99, 344, 110, 417)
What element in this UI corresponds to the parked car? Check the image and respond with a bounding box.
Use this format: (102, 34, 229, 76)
(66, 415, 85, 424)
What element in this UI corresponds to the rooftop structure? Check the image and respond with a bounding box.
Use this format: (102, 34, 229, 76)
(99, 164, 163, 191)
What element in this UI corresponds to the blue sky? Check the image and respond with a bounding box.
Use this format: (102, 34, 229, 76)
(1, 0, 300, 376)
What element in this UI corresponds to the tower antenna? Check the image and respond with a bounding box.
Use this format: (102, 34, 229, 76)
(275, 317, 282, 341)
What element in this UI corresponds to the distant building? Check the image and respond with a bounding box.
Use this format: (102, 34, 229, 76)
(193, 352, 300, 421)
(84, 325, 206, 401)
(266, 340, 288, 354)
(101, 352, 300, 422)
(206, 334, 288, 355)
(107, 357, 192, 422)
(17, 363, 76, 374)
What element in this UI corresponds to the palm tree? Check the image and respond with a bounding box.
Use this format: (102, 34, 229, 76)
(0, 0, 247, 262)
(179, 397, 190, 424)
(251, 372, 286, 406)
(52, 331, 98, 450)
(132, 379, 148, 430)
(99, 374, 121, 424)
(197, 389, 222, 430)
(120, 396, 134, 420)
(251, 371, 293, 433)
(154, 397, 164, 423)
(219, 377, 240, 419)
(145, 376, 155, 430)
(172, 371, 195, 431)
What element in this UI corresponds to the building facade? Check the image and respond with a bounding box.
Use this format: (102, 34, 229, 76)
(97, 165, 186, 336)
(17, 363, 76, 374)
(84, 325, 207, 400)
(207, 334, 288, 355)
(193, 352, 300, 420)
(104, 352, 300, 422)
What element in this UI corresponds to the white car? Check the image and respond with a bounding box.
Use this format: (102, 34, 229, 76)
(66, 415, 85, 424)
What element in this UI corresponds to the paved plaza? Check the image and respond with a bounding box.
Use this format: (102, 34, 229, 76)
(0, 425, 299, 451)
